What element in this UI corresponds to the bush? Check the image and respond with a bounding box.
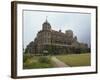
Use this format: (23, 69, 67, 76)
(23, 55, 28, 63)
(23, 54, 32, 63)
(38, 56, 50, 63)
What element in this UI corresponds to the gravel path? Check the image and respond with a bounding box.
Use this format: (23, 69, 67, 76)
(51, 56, 70, 67)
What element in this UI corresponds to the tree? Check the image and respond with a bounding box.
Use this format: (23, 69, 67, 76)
(24, 48, 28, 54)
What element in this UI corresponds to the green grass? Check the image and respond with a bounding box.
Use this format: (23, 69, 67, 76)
(56, 53, 91, 67)
(23, 53, 91, 69)
(23, 55, 54, 69)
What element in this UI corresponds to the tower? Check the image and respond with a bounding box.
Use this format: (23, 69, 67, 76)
(65, 30, 73, 38)
(42, 17, 51, 30)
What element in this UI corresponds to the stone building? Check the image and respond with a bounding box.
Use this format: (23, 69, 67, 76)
(25, 19, 89, 55)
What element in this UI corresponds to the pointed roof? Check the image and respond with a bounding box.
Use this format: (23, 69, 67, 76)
(43, 16, 51, 27)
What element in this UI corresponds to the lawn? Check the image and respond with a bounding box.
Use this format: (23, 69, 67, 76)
(23, 54, 54, 69)
(23, 53, 91, 69)
(56, 53, 91, 67)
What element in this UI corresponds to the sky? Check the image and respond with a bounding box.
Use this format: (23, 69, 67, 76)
(23, 10, 91, 49)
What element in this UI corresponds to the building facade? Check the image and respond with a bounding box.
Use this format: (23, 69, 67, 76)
(25, 19, 89, 55)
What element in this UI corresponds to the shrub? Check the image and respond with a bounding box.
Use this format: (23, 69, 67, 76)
(38, 56, 50, 63)
(23, 55, 28, 63)
(23, 54, 32, 63)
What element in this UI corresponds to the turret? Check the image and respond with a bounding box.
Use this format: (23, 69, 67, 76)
(65, 30, 73, 38)
(42, 17, 51, 30)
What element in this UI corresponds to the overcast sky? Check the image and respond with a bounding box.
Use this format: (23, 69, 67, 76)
(23, 10, 91, 49)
